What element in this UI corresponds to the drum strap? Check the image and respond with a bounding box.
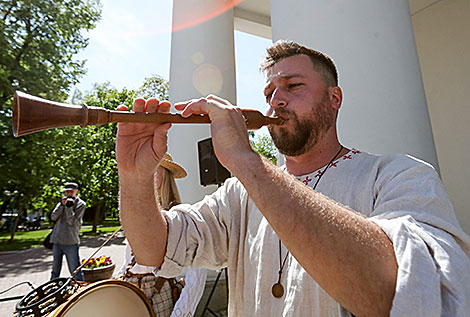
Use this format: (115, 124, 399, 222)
(154, 277, 167, 292)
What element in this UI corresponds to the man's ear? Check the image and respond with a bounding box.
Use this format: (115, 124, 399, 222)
(329, 86, 342, 111)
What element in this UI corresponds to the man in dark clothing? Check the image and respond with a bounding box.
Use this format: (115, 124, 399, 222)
(50, 182, 86, 281)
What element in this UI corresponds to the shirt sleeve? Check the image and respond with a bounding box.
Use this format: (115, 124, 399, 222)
(50, 202, 63, 221)
(369, 155, 470, 316)
(156, 178, 241, 278)
(65, 199, 86, 226)
(115, 242, 133, 278)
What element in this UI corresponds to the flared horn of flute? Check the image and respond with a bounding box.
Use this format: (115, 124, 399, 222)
(12, 91, 284, 137)
(13, 91, 86, 137)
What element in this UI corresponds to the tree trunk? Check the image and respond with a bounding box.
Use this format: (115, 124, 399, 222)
(92, 204, 102, 233)
(9, 196, 22, 241)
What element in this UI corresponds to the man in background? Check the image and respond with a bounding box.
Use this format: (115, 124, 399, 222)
(50, 182, 86, 281)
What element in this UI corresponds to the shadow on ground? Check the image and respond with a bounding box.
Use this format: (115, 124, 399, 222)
(0, 232, 126, 278)
(0, 248, 52, 278)
(79, 234, 125, 248)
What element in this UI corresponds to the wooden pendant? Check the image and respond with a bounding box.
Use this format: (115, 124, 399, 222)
(272, 282, 284, 298)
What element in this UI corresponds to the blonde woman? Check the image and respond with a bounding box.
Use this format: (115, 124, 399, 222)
(117, 153, 207, 317)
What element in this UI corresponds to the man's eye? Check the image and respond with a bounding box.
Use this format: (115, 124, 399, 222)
(265, 93, 273, 101)
(288, 83, 302, 89)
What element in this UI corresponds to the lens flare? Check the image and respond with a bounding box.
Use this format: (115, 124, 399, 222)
(192, 63, 223, 95)
(192, 51, 205, 65)
(172, 0, 244, 32)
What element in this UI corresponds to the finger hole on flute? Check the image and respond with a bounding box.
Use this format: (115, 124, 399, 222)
(133, 98, 146, 112)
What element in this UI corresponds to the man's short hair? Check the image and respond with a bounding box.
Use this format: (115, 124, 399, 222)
(260, 40, 338, 87)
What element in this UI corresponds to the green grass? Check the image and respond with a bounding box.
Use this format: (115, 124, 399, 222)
(80, 225, 121, 237)
(82, 217, 121, 227)
(0, 229, 50, 251)
(0, 221, 123, 252)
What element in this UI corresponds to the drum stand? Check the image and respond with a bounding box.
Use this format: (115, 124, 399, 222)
(201, 268, 228, 316)
(0, 282, 36, 304)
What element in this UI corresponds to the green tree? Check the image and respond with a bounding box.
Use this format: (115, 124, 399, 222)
(0, 0, 101, 240)
(36, 76, 170, 233)
(0, 0, 102, 104)
(45, 83, 137, 232)
(249, 132, 278, 164)
(136, 74, 169, 100)
(1, 73, 170, 238)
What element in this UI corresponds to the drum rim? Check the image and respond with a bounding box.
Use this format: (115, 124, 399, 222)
(51, 279, 155, 317)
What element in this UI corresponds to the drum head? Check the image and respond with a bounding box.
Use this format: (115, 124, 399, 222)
(50, 279, 155, 317)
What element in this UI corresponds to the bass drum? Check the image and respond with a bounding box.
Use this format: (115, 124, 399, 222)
(49, 279, 155, 317)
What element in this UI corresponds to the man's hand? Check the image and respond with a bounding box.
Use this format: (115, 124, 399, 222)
(175, 95, 255, 172)
(116, 97, 171, 267)
(116, 98, 172, 177)
(61, 196, 76, 206)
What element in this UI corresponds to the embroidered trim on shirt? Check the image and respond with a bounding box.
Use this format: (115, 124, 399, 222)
(299, 149, 361, 186)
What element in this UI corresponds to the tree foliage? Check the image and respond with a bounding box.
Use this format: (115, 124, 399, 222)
(0, 0, 101, 238)
(0, 0, 102, 105)
(42, 84, 137, 231)
(1, 76, 170, 236)
(249, 131, 278, 165)
(136, 74, 169, 101)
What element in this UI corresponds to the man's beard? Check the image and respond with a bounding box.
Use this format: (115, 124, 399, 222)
(268, 92, 335, 156)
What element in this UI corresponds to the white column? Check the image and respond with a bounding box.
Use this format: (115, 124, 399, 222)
(168, 0, 236, 203)
(270, 0, 439, 170)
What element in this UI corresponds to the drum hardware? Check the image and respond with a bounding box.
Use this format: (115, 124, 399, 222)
(14, 278, 80, 317)
(14, 227, 123, 317)
(0, 282, 36, 303)
(201, 268, 228, 317)
(201, 185, 229, 316)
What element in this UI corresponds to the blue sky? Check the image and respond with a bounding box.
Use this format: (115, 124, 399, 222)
(73, 0, 272, 134)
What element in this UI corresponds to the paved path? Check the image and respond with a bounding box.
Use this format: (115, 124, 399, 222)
(0, 232, 228, 316)
(0, 232, 127, 316)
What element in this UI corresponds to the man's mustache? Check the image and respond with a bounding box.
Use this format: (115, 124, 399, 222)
(273, 108, 296, 120)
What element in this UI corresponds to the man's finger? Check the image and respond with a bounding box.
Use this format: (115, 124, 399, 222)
(180, 99, 210, 118)
(116, 105, 128, 111)
(133, 98, 146, 112)
(145, 98, 160, 113)
(154, 122, 172, 136)
(157, 101, 171, 113)
(206, 94, 228, 104)
(174, 100, 191, 111)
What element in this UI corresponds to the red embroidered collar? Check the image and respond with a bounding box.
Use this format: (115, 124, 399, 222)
(298, 149, 361, 186)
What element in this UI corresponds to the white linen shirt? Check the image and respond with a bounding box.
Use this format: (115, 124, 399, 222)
(157, 150, 470, 316)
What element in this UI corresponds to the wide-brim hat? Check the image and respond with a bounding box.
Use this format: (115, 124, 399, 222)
(160, 153, 187, 179)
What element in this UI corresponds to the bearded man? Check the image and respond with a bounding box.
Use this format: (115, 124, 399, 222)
(116, 40, 470, 316)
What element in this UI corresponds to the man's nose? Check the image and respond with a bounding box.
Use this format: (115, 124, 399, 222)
(269, 88, 287, 108)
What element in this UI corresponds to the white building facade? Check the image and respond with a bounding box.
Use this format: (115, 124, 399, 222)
(167, 0, 470, 234)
